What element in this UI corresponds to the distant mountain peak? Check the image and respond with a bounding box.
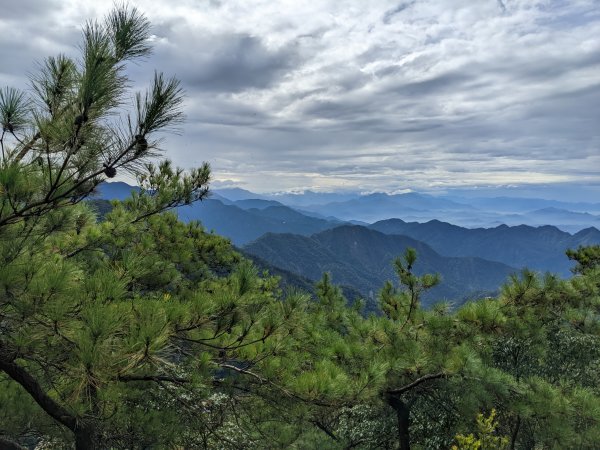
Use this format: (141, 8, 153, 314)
(361, 192, 389, 199)
(213, 187, 265, 202)
(576, 226, 600, 233)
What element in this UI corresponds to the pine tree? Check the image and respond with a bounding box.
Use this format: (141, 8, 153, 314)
(0, 6, 222, 448)
(377, 248, 451, 450)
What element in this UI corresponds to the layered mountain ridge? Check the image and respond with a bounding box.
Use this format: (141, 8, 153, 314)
(95, 182, 600, 306)
(243, 225, 517, 307)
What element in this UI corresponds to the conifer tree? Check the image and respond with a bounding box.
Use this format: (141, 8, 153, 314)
(0, 6, 223, 448)
(377, 248, 451, 450)
(0, 8, 369, 447)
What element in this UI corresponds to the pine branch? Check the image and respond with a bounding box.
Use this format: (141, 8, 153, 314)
(118, 374, 190, 384)
(313, 420, 340, 442)
(0, 351, 77, 432)
(218, 363, 335, 408)
(386, 372, 447, 395)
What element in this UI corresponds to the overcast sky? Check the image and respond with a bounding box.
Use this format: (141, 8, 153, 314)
(1, 0, 599, 196)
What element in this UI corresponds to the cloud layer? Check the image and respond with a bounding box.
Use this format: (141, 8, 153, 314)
(1, 0, 599, 193)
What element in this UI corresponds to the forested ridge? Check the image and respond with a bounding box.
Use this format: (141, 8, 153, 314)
(243, 226, 516, 307)
(1, 7, 599, 450)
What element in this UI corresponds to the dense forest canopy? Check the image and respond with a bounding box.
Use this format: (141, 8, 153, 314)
(0, 6, 599, 450)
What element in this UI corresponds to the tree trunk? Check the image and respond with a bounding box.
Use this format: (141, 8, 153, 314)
(0, 436, 28, 450)
(74, 424, 98, 450)
(0, 352, 97, 448)
(387, 395, 411, 450)
(510, 416, 521, 450)
(75, 382, 100, 449)
(0, 352, 78, 439)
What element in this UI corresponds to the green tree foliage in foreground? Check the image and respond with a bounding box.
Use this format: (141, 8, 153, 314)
(1, 6, 599, 450)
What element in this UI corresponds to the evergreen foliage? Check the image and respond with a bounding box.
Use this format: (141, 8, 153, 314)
(452, 409, 509, 450)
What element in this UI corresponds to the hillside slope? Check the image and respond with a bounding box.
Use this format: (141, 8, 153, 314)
(176, 199, 340, 245)
(244, 225, 517, 307)
(369, 219, 599, 275)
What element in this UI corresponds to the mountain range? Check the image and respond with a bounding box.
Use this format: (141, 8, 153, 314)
(95, 182, 600, 306)
(243, 226, 516, 307)
(369, 219, 600, 277)
(283, 192, 600, 233)
(96, 183, 343, 245)
(213, 188, 600, 229)
(176, 199, 343, 245)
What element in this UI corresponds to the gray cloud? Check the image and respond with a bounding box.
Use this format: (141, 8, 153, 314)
(151, 28, 300, 93)
(382, 2, 415, 25)
(1, 0, 599, 195)
(0, 0, 61, 20)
